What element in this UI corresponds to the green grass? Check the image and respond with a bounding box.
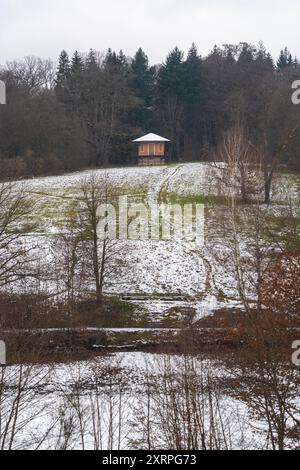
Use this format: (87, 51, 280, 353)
(158, 191, 230, 206)
(96, 295, 148, 328)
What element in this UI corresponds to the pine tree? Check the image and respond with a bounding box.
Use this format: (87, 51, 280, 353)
(183, 43, 203, 104)
(68, 51, 84, 114)
(157, 46, 185, 98)
(206, 45, 224, 66)
(277, 49, 286, 69)
(255, 43, 274, 73)
(104, 49, 128, 75)
(103, 49, 119, 73)
(277, 47, 293, 70)
(181, 44, 206, 160)
(85, 49, 98, 70)
(130, 48, 153, 103)
(71, 50, 84, 74)
(157, 47, 185, 160)
(117, 50, 128, 70)
(129, 48, 154, 130)
(238, 43, 255, 68)
(56, 50, 70, 87)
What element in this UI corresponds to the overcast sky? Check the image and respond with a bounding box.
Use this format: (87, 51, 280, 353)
(0, 0, 299, 65)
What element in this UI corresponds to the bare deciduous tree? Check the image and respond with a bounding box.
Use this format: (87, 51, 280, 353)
(0, 181, 36, 291)
(212, 126, 262, 203)
(78, 174, 118, 305)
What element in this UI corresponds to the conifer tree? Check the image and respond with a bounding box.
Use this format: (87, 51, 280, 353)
(85, 49, 98, 70)
(129, 48, 154, 130)
(157, 46, 185, 98)
(255, 42, 274, 72)
(238, 43, 255, 68)
(117, 50, 129, 70)
(277, 47, 293, 70)
(130, 48, 153, 104)
(181, 44, 206, 159)
(71, 50, 84, 74)
(56, 50, 70, 87)
(183, 43, 203, 105)
(157, 47, 185, 160)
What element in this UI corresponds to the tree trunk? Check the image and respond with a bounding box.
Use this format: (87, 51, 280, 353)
(264, 166, 274, 205)
(92, 225, 101, 305)
(98, 239, 107, 306)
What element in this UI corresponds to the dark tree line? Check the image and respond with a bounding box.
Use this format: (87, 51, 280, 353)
(0, 42, 300, 178)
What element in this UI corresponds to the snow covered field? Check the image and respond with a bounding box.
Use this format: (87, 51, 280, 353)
(2, 161, 300, 450)
(0, 352, 269, 450)
(10, 163, 299, 321)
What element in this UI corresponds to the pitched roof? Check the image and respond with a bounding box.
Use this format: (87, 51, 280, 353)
(133, 133, 170, 143)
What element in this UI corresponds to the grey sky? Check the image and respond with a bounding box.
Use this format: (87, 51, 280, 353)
(0, 0, 299, 65)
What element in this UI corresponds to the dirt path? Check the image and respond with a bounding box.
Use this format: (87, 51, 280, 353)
(147, 165, 183, 206)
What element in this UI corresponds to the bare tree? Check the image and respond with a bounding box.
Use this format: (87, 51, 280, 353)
(0, 347, 53, 450)
(3, 56, 56, 92)
(0, 180, 36, 290)
(78, 173, 118, 305)
(212, 126, 262, 203)
(131, 355, 238, 450)
(212, 165, 300, 450)
(77, 58, 138, 167)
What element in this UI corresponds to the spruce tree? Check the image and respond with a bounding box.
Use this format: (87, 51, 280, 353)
(56, 50, 70, 87)
(157, 46, 185, 98)
(181, 44, 206, 160)
(277, 47, 293, 70)
(130, 48, 153, 103)
(71, 50, 84, 74)
(238, 43, 255, 68)
(129, 48, 154, 130)
(117, 50, 129, 70)
(183, 43, 203, 104)
(103, 49, 120, 73)
(277, 49, 287, 69)
(255, 43, 274, 73)
(157, 47, 185, 160)
(85, 49, 98, 70)
(104, 49, 128, 75)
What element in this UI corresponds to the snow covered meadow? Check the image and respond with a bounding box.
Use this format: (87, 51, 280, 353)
(12, 162, 298, 323)
(0, 352, 278, 450)
(1, 163, 300, 451)
(11, 163, 274, 320)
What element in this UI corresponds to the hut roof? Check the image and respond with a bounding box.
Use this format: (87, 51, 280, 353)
(133, 133, 170, 143)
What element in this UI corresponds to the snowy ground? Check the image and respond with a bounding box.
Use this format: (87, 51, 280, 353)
(9, 163, 300, 321)
(0, 352, 270, 450)
(2, 165, 299, 451)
